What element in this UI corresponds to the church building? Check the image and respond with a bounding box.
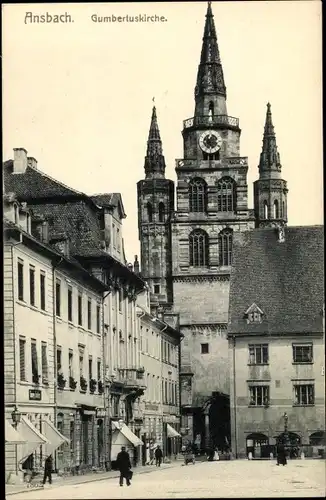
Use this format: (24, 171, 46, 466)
(137, 2, 288, 451)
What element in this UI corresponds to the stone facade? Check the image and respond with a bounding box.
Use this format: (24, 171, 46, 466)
(137, 3, 290, 450)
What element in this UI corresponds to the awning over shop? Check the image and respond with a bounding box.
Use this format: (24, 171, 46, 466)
(112, 421, 143, 446)
(42, 417, 70, 458)
(5, 419, 27, 444)
(167, 423, 181, 438)
(16, 416, 49, 465)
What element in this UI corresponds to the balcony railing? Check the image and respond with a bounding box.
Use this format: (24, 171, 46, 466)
(176, 156, 248, 169)
(183, 115, 239, 129)
(117, 368, 145, 387)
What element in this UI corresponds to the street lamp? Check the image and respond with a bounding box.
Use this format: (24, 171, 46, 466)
(11, 405, 21, 429)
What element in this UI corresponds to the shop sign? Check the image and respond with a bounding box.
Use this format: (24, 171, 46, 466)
(29, 389, 41, 401)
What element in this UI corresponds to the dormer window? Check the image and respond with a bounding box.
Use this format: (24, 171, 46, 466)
(244, 303, 264, 324)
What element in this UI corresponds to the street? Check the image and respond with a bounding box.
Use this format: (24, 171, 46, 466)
(7, 460, 325, 499)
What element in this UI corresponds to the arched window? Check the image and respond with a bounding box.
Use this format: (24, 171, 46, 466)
(147, 202, 153, 222)
(158, 202, 165, 222)
(282, 201, 285, 219)
(189, 178, 207, 213)
(273, 200, 279, 219)
(208, 102, 214, 123)
(219, 228, 233, 266)
(189, 229, 209, 267)
(263, 201, 268, 219)
(217, 177, 236, 212)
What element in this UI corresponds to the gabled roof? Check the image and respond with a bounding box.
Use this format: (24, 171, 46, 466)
(244, 303, 264, 316)
(3, 160, 84, 200)
(91, 193, 126, 219)
(228, 226, 324, 336)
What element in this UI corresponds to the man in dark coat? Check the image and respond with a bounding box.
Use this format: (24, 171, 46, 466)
(43, 455, 53, 485)
(155, 445, 163, 467)
(116, 446, 132, 486)
(276, 442, 287, 466)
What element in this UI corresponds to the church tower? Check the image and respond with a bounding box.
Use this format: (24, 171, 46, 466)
(171, 2, 255, 449)
(137, 106, 174, 309)
(253, 103, 288, 228)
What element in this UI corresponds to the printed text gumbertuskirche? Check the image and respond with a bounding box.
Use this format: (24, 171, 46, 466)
(91, 14, 167, 23)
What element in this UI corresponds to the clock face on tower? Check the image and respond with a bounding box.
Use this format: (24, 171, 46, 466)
(199, 130, 223, 154)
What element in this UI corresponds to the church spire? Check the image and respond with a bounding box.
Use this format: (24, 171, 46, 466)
(259, 103, 282, 177)
(144, 105, 166, 179)
(195, 1, 226, 100)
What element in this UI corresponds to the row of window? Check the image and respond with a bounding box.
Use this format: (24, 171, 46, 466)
(140, 328, 177, 365)
(146, 177, 237, 219)
(201, 343, 314, 363)
(249, 384, 315, 407)
(17, 258, 102, 334)
(57, 347, 102, 383)
(56, 280, 101, 333)
(189, 228, 232, 267)
(17, 259, 46, 310)
(248, 343, 314, 364)
(19, 337, 49, 384)
(19, 337, 103, 390)
(262, 200, 285, 220)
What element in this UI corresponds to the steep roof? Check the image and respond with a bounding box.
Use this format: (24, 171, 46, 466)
(228, 226, 324, 335)
(91, 193, 126, 219)
(3, 160, 84, 200)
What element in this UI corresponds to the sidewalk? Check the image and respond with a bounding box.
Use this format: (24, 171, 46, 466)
(6, 461, 180, 496)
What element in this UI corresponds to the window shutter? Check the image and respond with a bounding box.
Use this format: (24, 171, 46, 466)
(19, 338, 26, 381)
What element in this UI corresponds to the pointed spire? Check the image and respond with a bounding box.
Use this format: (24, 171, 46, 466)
(195, 2, 226, 98)
(259, 103, 282, 173)
(144, 105, 166, 179)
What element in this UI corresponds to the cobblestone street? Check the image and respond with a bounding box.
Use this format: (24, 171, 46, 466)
(7, 460, 325, 499)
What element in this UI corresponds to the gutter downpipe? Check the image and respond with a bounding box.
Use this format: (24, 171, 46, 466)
(10, 238, 23, 477)
(52, 257, 63, 472)
(102, 290, 111, 471)
(232, 335, 238, 459)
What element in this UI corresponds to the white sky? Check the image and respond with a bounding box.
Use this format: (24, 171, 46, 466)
(3, 1, 323, 263)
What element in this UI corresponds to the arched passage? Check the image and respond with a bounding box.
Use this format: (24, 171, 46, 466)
(246, 432, 270, 458)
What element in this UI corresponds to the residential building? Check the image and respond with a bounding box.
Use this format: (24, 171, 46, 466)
(4, 193, 107, 480)
(137, 289, 182, 464)
(4, 148, 146, 472)
(136, 2, 289, 449)
(228, 226, 325, 458)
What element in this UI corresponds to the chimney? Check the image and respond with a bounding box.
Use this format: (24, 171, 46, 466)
(13, 148, 28, 174)
(133, 255, 140, 275)
(27, 157, 38, 169)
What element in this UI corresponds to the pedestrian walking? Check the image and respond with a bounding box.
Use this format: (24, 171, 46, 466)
(116, 446, 132, 486)
(43, 455, 53, 485)
(276, 442, 287, 466)
(155, 445, 163, 467)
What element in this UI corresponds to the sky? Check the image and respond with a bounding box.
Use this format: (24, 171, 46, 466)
(2, 1, 323, 263)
